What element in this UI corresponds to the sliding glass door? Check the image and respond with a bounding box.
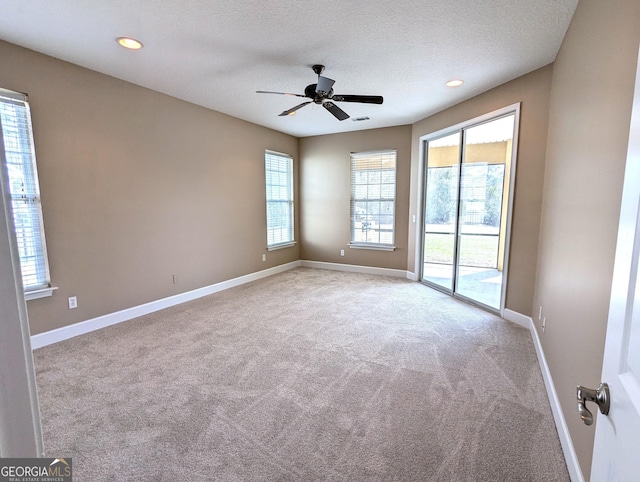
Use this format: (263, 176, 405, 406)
(421, 112, 516, 312)
(423, 132, 460, 291)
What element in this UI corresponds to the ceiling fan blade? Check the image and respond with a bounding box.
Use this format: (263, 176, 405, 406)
(332, 94, 384, 104)
(278, 101, 312, 117)
(316, 76, 335, 96)
(323, 101, 349, 121)
(256, 90, 307, 98)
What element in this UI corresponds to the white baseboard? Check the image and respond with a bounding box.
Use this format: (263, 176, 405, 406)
(32, 260, 411, 349)
(300, 260, 410, 279)
(502, 308, 532, 329)
(503, 309, 584, 482)
(31, 261, 301, 349)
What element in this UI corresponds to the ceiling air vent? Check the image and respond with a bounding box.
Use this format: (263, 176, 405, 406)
(351, 116, 370, 122)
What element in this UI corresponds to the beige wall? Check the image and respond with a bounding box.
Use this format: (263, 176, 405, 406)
(0, 41, 299, 335)
(410, 66, 554, 315)
(534, 0, 640, 478)
(299, 126, 412, 269)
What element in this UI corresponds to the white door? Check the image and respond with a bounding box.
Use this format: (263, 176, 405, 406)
(589, 45, 640, 481)
(0, 116, 43, 456)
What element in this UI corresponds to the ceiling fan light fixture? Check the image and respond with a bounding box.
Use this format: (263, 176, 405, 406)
(117, 37, 143, 50)
(446, 79, 464, 87)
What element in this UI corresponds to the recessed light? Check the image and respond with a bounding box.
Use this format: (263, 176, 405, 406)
(446, 79, 464, 87)
(117, 37, 143, 50)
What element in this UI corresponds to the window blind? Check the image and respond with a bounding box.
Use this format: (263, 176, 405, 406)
(0, 89, 51, 292)
(265, 150, 294, 247)
(350, 150, 397, 246)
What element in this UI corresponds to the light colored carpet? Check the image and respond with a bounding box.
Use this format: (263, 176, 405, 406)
(33, 267, 569, 481)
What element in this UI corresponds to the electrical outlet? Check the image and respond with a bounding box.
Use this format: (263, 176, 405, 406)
(412, 214, 416, 223)
(538, 306, 543, 320)
(68, 296, 77, 309)
(172, 275, 179, 284)
(262, 254, 266, 262)
(542, 317, 546, 333)
(340, 249, 345, 256)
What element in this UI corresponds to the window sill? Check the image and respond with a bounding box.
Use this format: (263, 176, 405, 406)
(349, 244, 396, 252)
(25, 286, 58, 301)
(267, 241, 297, 251)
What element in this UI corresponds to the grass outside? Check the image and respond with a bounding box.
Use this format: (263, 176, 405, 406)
(424, 233, 499, 268)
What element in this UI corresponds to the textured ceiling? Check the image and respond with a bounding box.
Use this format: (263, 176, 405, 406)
(0, 0, 578, 138)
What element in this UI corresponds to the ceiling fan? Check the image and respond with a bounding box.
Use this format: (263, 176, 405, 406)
(256, 65, 383, 121)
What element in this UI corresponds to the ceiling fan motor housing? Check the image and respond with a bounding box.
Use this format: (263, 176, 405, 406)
(305, 83, 333, 103)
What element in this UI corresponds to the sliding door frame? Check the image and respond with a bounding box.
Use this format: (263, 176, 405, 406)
(416, 103, 521, 315)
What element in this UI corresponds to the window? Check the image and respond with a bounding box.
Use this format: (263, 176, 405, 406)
(0, 89, 53, 299)
(350, 150, 397, 248)
(265, 150, 295, 249)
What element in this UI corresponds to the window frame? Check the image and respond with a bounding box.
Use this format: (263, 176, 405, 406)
(264, 149, 296, 250)
(349, 149, 397, 250)
(0, 88, 55, 300)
